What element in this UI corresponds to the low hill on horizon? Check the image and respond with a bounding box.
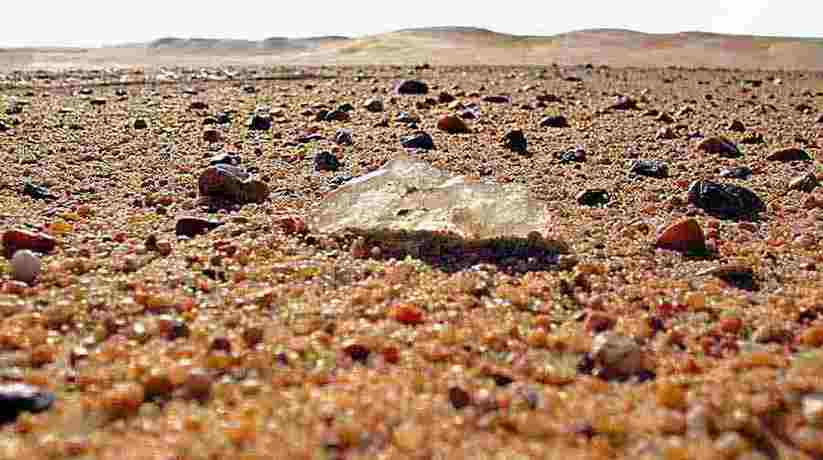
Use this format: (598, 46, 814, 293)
(4, 26, 823, 71)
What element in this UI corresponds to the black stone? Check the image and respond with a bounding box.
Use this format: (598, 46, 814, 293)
(175, 217, 225, 238)
(295, 133, 324, 144)
(558, 148, 587, 163)
(502, 130, 527, 153)
(314, 151, 340, 172)
(400, 131, 435, 150)
(22, 182, 57, 200)
(189, 101, 208, 110)
(215, 112, 232, 124)
(438, 92, 455, 103)
(0, 383, 54, 422)
(630, 159, 669, 178)
(396, 80, 429, 95)
(324, 110, 350, 122)
(576, 189, 610, 206)
(248, 114, 271, 131)
(490, 373, 514, 387)
(334, 129, 353, 146)
(576, 353, 595, 375)
(343, 344, 370, 363)
(540, 115, 569, 128)
(482, 95, 510, 104)
(165, 319, 190, 341)
(687, 180, 765, 220)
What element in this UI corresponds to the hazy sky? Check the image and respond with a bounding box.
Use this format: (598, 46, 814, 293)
(3, 0, 821, 47)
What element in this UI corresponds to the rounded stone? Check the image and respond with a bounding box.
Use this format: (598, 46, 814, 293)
(11, 249, 41, 284)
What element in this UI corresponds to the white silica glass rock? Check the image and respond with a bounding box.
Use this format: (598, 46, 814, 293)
(11, 249, 41, 284)
(309, 158, 571, 261)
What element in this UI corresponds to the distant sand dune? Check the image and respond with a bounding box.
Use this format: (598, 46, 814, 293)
(2, 27, 822, 71)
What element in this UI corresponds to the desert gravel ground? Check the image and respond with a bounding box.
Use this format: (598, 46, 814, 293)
(0, 64, 823, 459)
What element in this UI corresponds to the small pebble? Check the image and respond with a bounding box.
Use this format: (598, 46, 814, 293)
(655, 218, 706, 253)
(698, 136, 741, 158)
(11, 250, 41, 284)
(0, 383, 55, 421)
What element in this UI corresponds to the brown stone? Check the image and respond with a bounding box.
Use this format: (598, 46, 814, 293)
(436, 114, 470, 134)
(698, 136, 740, 157)
(590, 332, 647, 379)
(175, 217, 224, 238)
(767, 148, 811, 162)
(789, 172, 819, 192)
(203, 129, 222, 143)
(2, 229, 57, 258)
(655, 218, 706, 253)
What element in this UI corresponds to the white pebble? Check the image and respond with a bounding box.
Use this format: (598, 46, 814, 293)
(11, 250, 41, 284)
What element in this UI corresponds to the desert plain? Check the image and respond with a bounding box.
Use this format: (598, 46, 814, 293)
(0, 27, 822, 459)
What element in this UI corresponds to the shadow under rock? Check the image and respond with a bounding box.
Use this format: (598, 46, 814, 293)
(347, 229, 572, 275)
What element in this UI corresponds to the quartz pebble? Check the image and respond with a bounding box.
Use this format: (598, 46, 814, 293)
(198, 164, 268, 204)
(11, 249, 41, 284)
(803, 393, 823, 426)
(590, 332, 649, 381)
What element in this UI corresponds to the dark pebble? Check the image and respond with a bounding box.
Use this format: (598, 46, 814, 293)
(0, 383, 55, 422)
(576, 189, 610, 206)
(448, 386, 472, 410)
(22, 182, 57, 200)
(248, 114, 271, 131)
(501, 130, 527, 153)
(687, 180, 765, 220)
(482, 95, 510, 104)
(334, 129, 353, 146)
(540, 115, 569, 128)
(314, 151, 340, 172)
(175, 217, 224, 238)
(396, 80, 429, 95)
(558, 148, 587, 163)
(400, 131, 435, 150)
(630, 159, 669, 178)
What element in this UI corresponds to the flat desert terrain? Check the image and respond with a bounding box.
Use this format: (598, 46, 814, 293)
(1, 28, 823, 459)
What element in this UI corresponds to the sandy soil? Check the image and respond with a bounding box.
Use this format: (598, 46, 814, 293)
(0, 61, 823, 458)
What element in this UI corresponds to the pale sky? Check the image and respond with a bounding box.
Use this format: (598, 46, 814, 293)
(3, 0, 821, 47)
